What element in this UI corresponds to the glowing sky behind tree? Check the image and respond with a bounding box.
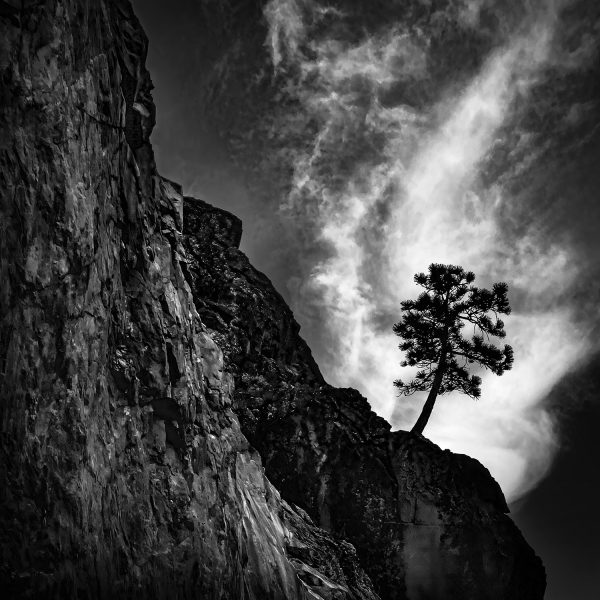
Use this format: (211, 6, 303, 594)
(261, 0, 596, 502)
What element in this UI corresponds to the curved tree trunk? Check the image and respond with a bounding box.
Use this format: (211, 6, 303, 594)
(411, 346, 448, 435)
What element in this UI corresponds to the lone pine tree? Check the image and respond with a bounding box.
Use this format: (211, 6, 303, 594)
(394, 263, 514, 435)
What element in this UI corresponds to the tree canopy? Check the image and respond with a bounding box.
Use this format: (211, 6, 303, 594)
(394, 263, 514, 435)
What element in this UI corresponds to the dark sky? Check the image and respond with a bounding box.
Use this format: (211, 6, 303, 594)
(512, 390, 600, 600)
(132, 1, 600, 598)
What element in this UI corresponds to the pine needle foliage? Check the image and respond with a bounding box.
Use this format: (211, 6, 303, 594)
(394, 263, 514, 435)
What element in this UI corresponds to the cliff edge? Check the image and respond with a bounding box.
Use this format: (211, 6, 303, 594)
(182, 197, 546, 600)
(0, 1, 377, 598)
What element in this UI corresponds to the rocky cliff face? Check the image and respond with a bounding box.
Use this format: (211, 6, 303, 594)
(0, 2, 378, 598)
(0, 1, 544, 599)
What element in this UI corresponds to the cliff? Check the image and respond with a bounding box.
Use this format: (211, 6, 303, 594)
(0, 1, 377, 598)
(0, 1, 544, 599)
(182, 198, 546, 600)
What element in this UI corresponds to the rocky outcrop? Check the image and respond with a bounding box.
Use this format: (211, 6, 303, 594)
(182, 198, 546, 600)
(0, 1, 378, 598)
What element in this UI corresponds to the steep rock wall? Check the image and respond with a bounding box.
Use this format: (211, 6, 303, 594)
(0, 1, 378, 599)
(182, 198, 546, 600)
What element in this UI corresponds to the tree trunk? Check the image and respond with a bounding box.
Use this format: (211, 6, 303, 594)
(411, 347, 447, 436)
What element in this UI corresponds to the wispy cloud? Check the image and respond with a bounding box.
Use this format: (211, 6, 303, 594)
(264, 0, 594, 501)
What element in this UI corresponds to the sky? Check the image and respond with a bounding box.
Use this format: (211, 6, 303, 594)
(133, 1, 600, 598)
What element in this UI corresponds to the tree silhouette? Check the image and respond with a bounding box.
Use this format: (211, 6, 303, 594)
(394, 263, 514, 436)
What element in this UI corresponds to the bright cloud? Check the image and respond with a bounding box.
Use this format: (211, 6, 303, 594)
(264, 0, 592, 501)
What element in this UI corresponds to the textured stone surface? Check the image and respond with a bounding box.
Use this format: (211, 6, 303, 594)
(0, 1, 378, 598)
(182, 197, 546, 600)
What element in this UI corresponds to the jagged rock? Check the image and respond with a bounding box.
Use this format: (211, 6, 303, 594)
(181, 197, 546, 600)
(0, 1, 378, 598)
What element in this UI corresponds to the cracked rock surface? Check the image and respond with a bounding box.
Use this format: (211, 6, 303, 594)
(0, 1, 378, 598)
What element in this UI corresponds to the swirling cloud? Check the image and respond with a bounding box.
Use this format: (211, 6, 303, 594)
(263, 0, 595, 501)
